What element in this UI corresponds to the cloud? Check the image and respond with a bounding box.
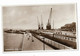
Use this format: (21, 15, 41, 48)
(3, 4, 76, 29)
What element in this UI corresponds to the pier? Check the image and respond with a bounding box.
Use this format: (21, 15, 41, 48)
(4, 29, 76, 51)
(3, 6, 77, 51)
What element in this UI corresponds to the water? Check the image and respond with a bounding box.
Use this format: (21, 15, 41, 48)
(4, 32, 23, 51)
(4, 32, 53, 51)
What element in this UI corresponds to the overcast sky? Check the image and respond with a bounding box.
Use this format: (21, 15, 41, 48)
(3, 4, 76, 30)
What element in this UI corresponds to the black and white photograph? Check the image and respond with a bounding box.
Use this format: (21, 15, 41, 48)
(3, 4, 77, 52)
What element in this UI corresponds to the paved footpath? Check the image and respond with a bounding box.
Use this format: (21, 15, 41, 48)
(22, 33, 53, 51)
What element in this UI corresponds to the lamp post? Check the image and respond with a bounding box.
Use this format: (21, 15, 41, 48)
(43, 37, 45, 50)
(21, 32, 25, 51)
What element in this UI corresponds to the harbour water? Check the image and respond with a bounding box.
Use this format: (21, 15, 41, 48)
(4, 32, 53, 51)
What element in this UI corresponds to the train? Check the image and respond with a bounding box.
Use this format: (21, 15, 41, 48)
(30, 30, 77, 49)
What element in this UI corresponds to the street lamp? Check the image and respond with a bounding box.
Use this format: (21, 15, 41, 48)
(43, 37, 45, 50)
(19, 32, 25, 51)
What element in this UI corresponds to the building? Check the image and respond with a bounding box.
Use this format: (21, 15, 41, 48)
(61, 22, 76, 32)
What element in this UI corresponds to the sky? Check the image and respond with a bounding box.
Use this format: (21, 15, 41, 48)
(3, 4, 76, 30)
